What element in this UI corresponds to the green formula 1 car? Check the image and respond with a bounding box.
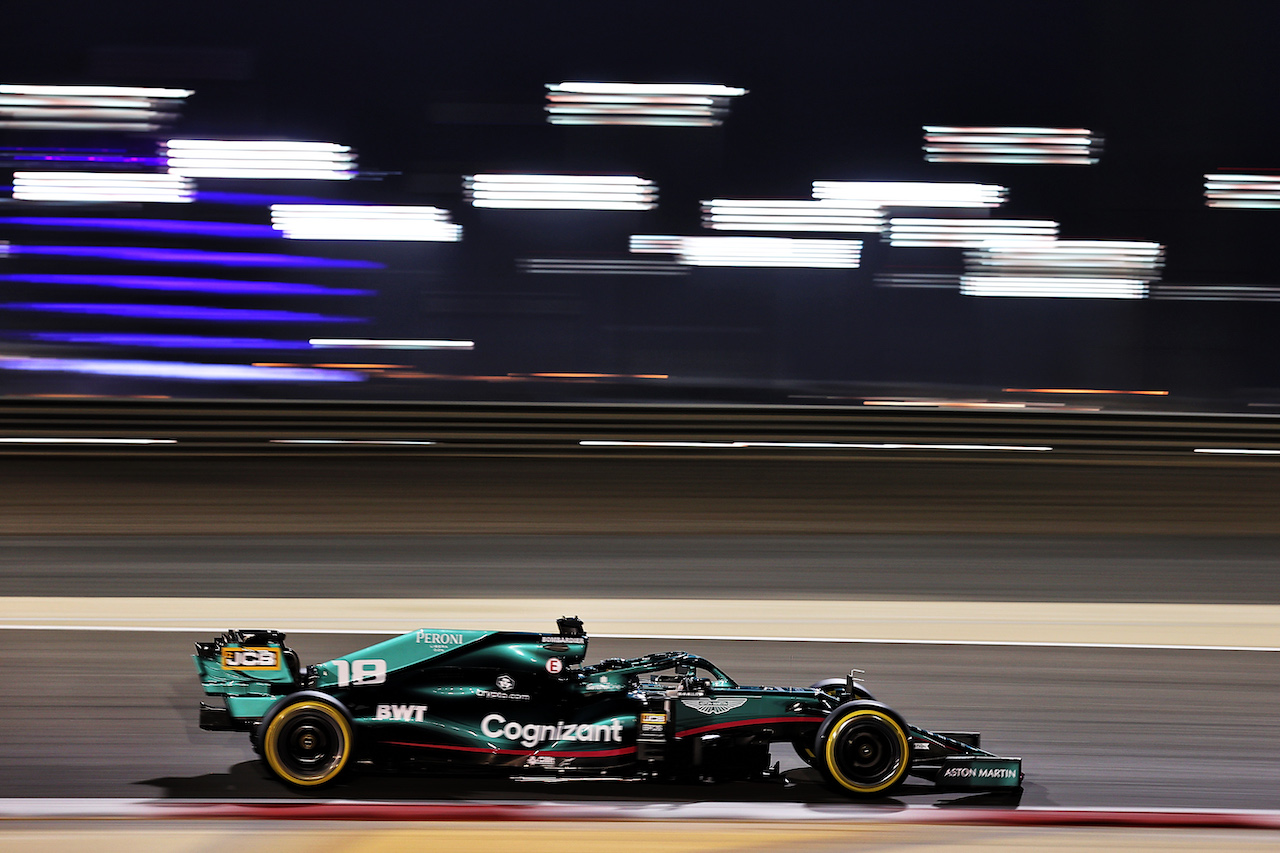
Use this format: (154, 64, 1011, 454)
(194, 617, 1022, 797)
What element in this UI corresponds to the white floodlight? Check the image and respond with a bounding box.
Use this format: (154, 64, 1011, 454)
(0, 84, 190, 131)
(630, 235, 860, 268)
(519, 258, 687, 275)
(465, 174, 657, 210)
(961, 276, 1148, 299)
(961, 238, 1163, 298)
(13, 171, 194, 203)
(271, 205, 461, 241)
(546, 82, 746, 126)
(814, 181, 1006, 208)
(1204, 173, 1280, 208)
(702, 199, 884, 233)
(309, 339, 474, 350)
(166, 140, 356, 180)
(923, 126, 1101, 165)
(887, 218, 1058, 247)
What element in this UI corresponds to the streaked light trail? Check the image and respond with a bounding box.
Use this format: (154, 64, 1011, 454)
(0, 437, 176, 445)
(0, 274, 370, 296)
(923, 126, 1101, 165)
(962, 239, 1164, 298)
(0, 84, 191, 132)
(1004, 388, 1169, 395)
(1204, 173, 1280, 208)
(1153, 284, 1280, 302)
(166, 139, 356, 180)
(546, 82, 746, 127)
(960, 276, 1149, 299)
(8, 245, 383, 268)
(0, 357, 364, 382)
(0, 217, 279, 239)
(309, 339, 475, 350)
(269, 439, 438, 446)
(579, 440, 1052, 452)
(271, 204, 462, 241)
(25, 333, 314, 350)
(887, 218, 1058, 247)
(630, 235, 860, 268)
(1194, 448, 1280, 456)
(518, 258, 687, 275)
(1, 303, 365, 323)
(813, 181, 1006, 208)
(465, 175, 657, 210)
(13, 172, 193, 203)
(702, 199, 884, 233)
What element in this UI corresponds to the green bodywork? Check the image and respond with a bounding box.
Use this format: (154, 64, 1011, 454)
(195, 623, 1022, 788)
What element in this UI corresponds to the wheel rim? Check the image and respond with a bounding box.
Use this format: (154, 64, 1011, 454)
(824, 710, 907, 793)
(265, 702, 350, 786)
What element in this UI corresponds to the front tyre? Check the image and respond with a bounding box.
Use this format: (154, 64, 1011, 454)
(816, 701, 910, 797)
(261, 699, 352, 788)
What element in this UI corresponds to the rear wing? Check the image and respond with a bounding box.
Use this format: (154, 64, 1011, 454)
(194, 629, 301, 727)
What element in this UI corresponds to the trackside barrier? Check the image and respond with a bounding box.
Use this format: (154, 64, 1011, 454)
(2, 800, 1280, 828)
(3, 399, 1280, 458)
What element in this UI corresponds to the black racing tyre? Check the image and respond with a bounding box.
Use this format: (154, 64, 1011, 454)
(260, 697, 353, 788)
(794, 679, 870, 764)
(809, 677, 847, 696)
(815, 701, 910, 797)
(810, 677, 875, 702)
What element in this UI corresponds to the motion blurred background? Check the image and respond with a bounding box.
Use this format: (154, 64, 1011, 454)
(3, 1, 1278, 408)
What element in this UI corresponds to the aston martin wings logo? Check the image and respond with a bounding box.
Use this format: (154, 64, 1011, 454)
(681, 697, 749, 715)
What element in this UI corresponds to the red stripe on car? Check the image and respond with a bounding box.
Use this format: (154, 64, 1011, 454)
(675, 716, 826, 738)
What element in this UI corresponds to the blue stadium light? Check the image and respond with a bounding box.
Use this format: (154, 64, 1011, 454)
(0, 217, 280, 239)
(0, 303, 366, 322)
(26, 332, 316, 349)
(8, 245, 383, 268)
(0, 356, 364, 382)
(0, 273, 371, 296)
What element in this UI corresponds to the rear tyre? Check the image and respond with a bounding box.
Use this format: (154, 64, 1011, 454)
(815, 701, 910, 797)
(261, 698, 352, 788)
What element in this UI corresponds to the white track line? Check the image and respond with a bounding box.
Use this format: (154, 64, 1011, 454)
(4, 598, 1280, 650)
(0, 624, 1276, 653)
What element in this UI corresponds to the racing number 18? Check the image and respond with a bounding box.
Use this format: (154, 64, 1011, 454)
(333, 659, 387, 686)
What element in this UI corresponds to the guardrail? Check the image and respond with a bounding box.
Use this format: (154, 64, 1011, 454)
(1, 398, 1279, 458)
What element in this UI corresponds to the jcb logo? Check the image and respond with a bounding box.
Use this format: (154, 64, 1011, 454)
(221, 647, 280, 670)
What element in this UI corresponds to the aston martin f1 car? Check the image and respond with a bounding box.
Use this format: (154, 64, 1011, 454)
(194, 617, 1022, 797)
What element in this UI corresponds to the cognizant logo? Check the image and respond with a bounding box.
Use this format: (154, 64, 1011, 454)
(481, 713, 623, 748)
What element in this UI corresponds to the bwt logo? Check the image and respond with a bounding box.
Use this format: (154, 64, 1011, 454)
(375, 704, 427, 722)
(220, 647, 279, 670)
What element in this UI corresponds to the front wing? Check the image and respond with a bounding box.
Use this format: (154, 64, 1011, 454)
(908, 726, 1023, 789)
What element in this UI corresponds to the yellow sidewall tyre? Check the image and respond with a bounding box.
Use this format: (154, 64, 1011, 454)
(262, 699, 353, 788)
(818, 705, 910, 796)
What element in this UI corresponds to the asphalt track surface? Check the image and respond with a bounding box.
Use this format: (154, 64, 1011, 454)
(2, 631, 1277, 810)
(4, 533, 1280, 603)
(2, 454, 1279, 814)
(7, 455, 1280, 537)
